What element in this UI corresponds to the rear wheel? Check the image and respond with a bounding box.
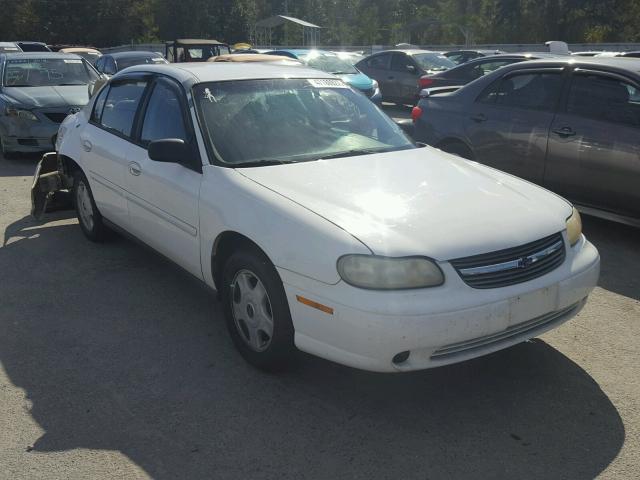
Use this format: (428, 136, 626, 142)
(221, 248, 295, 371)
(72, 170, 108, 242)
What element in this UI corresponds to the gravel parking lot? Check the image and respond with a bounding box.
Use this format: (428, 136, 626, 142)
(1, 151, 638, 479)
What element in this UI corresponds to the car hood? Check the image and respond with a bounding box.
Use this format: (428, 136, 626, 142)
(338, 72, 373, 90)
(237, 147, 572, 260)
(1, 85, 89, 108)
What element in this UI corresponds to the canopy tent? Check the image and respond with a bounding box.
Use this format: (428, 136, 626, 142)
(253, 15, 321, 47)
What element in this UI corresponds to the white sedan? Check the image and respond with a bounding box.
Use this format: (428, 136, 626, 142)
(34, 62, 600, 372)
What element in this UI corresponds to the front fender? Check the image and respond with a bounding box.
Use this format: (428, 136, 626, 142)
(199, 165, 371, 288)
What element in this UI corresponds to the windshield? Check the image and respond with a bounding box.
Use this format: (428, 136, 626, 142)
(117, 55, 167, 70)
(3, 58, 98, 87)
(412, 53, 456, 71)
(301, 53, 359, 74)
(194, 78, 414, 167)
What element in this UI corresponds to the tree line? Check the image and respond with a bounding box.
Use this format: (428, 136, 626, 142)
(1, 0, 639, 48)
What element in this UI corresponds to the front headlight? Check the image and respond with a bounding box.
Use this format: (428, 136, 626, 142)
(566, 207, 582, 246)
(371, 79, 379, 89)
(337, 255, 444, 290)
(5, 107, 39, 121)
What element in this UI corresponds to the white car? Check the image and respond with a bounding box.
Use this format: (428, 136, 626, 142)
(34, 63, 600, 373)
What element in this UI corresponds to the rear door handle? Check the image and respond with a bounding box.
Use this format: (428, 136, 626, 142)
(552, 127, 576, 137)
(128, 162, 141, 176)
(388, 76, 395, 80)
(471, 113, 487, 123)
(81, 139, 92, 152)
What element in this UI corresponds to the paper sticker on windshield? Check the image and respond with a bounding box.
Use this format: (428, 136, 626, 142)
(63, 59, 82, 63)
(308, 79, 348, 88)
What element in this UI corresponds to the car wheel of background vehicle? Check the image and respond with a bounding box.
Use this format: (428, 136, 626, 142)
(72, 170, 108, 242)
(221, 248, 295, 371)
(439, 141, 474, 160)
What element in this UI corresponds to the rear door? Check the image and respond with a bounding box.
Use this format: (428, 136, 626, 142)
(389, 53, 420, 103)
(358, 53, 392, 98)
(80, 77, 149, 228)
(464, 68, 564, 183)
(545, 69, 640, 218)
(124, 76, 203, 278)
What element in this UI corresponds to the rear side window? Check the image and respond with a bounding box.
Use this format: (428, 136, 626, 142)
(140, 81, 187, 145)
(366, 53, 391, 70)
(566, 74, 640, 127)
(478, 72, 562, 111)
(100, 81, 147, 138)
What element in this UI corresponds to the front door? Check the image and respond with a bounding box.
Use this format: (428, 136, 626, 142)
(124, 77, 203, 279)
(464, 69, 564, 184)
(545, 70, 640, 219)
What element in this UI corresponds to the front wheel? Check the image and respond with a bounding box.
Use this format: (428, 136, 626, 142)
(73, 170, 108, 242)
(221, 248, 295, 371)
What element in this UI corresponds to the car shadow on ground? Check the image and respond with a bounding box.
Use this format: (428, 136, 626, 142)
(0, 152, 43, 177)
(0, 214, 626, 479)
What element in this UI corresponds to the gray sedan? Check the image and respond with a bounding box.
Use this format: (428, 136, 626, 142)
(0, 52, 98, 157)
(412, 57, 640, 227)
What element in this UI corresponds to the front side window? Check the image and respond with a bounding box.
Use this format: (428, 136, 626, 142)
(194, 78, 414, 167)
(478, 72, 562, 111)
(2, 58, 98, 87)
(566, 74, 640, 127)
(91, 85, 109, 123)
(390, 54, 415, 72)
(140, 81, 187, 145)
(100, 81, 147, 138)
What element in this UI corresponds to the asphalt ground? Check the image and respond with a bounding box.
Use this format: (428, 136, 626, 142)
(0, 148, 638, 479)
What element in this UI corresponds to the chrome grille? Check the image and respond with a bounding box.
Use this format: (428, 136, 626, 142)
(450, 233, 565, 289)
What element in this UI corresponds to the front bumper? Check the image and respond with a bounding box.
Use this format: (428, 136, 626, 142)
(0, 116, 59, 153)
(280, 235, 600, 372)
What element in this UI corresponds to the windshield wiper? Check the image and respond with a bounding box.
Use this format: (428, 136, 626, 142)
(318, 148, 388, 160)
(57, 83, 85, 86)
(233, 159, 297, 168)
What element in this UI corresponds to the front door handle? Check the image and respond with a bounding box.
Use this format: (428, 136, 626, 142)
(552, 126, 576, 137)
(81, 139, 92, 152)
(388, 76, 395, 80)
(128, 162, 141, 176)
(471, 113, 487, 123)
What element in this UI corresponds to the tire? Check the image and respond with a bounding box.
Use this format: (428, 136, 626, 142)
(221, 247, 295, 371)
(439, 141, 474, 160)
(72, 170, 108, 242)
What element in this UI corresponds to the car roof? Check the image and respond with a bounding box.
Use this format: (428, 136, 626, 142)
(108, 51, 163, 59)
(174, 38, 228, 46)
(61, 47, 101, 54)
(509, 56, 640, 72)
(116, 62, 335, 87)
(0, 42, 19, 47)
(0, 51, 82, 60)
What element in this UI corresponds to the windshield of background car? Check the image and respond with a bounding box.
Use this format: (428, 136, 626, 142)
(301, 53, 359, 74)
(194, 78, 414, 167)
(2, 58, 98, 86)
(412, 53, 456, 71)
(76, 52, 101, 64)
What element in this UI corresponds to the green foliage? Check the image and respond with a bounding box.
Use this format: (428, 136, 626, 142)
(0, 0, 638, 47)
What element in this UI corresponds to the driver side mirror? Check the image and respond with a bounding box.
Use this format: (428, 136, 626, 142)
(148, 139, 199, 168)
